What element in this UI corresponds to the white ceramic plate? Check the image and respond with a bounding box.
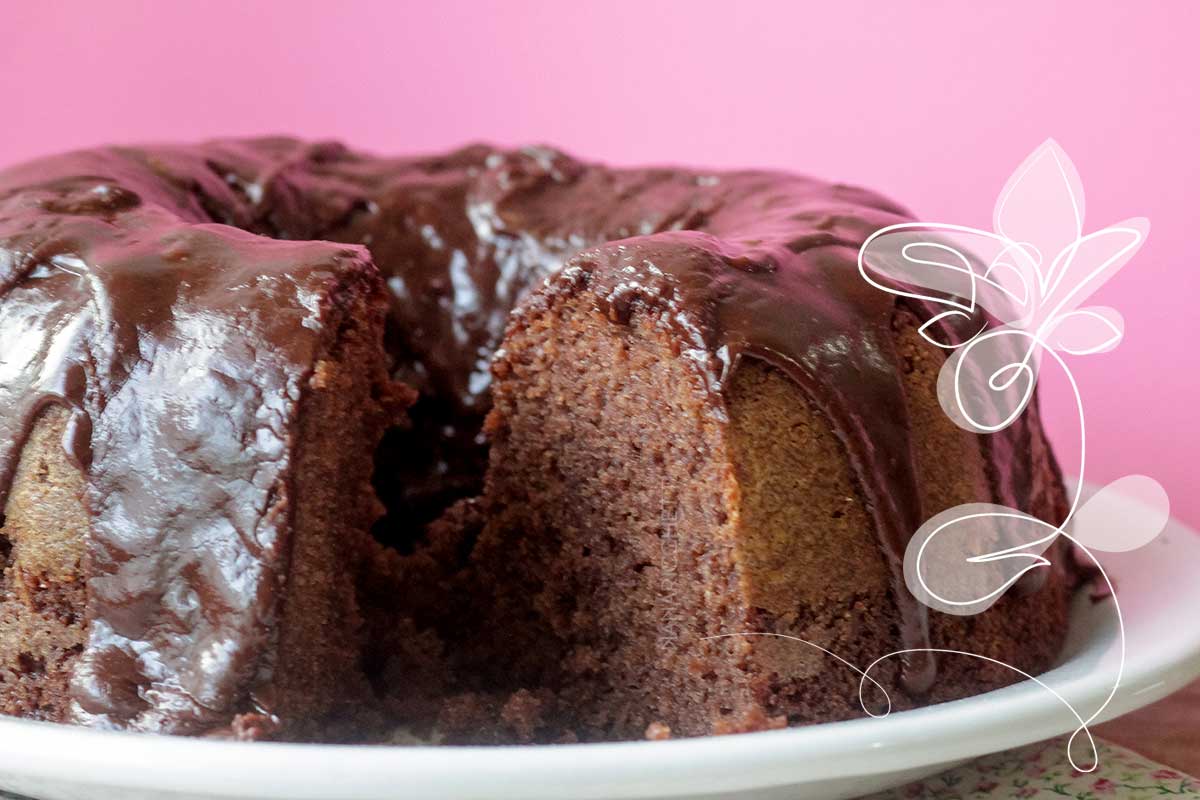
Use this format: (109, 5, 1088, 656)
(0, 489, 1197, 800)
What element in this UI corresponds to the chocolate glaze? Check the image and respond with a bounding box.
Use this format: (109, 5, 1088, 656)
(0, 138, 1050, 728)
(0, 147, 382, 731)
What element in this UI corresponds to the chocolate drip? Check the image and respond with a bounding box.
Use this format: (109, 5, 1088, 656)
(0, 138, 1017, 726)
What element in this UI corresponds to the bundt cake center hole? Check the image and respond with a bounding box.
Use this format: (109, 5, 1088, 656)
(369, 397, 488, 554)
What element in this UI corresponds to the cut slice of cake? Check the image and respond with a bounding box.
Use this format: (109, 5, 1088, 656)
(439, 234, 1075, 741)
(0, 167, 409, 736)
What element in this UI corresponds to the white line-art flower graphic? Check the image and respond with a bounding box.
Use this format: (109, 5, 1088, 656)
(705, 140, 1169, 771)
(854, 138, 1171, 770)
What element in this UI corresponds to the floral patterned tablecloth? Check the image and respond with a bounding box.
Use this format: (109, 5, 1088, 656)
(869, 735, 1198, 799)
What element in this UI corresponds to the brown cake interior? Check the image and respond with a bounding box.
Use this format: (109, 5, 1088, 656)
(414, 277, 1074, 742)
(0, 407, 88, 720)
(252, 289, 410, 740)
(457, 298, 757, 741)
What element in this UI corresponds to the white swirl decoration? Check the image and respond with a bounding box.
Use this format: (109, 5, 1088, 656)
(856, 139, 1169, 771)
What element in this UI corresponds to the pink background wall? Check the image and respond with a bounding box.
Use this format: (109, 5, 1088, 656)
(3, 1, 1197, 525)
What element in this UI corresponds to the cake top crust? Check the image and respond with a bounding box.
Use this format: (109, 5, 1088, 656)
(0, 139, 1048, 725)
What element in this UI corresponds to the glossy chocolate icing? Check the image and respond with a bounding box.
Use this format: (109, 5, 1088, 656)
(0, 138, 1046, 728)
(0, 150, 383, 731)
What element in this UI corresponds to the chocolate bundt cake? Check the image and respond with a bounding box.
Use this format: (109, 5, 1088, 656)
(0, 139, 1075, 741)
